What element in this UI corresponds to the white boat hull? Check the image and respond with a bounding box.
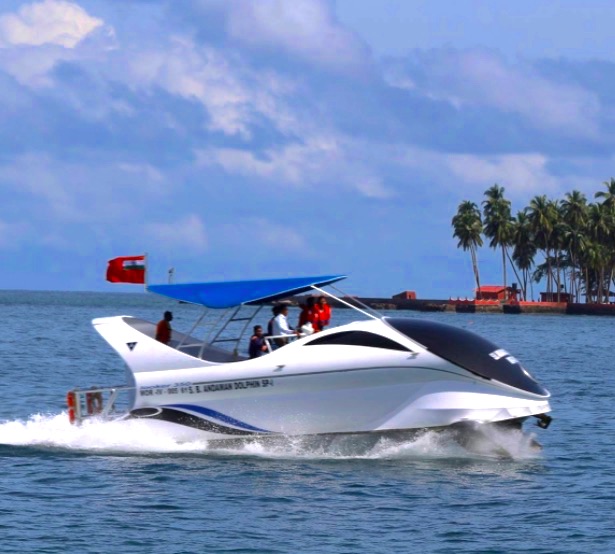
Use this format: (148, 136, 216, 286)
(85, 313, 552, 442)
(130, 354, 549, 441)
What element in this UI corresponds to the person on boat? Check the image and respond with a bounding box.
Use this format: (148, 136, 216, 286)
(249, 325, 268, 358)
(155, 311, 173, 344)
(272, 305, 299, 347)
(317, 295, 331, 331)
(267, 305, 282, 336)
(298, 296, 320, 333)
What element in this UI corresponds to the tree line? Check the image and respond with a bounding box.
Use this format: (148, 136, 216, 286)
(452, 179, 615, 303)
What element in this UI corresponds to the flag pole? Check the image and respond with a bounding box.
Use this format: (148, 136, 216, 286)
(144, 252, 149, 291)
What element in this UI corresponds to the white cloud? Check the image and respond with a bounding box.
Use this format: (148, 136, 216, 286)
(445, 153, 560, 195)
(354, 176, 390, 199)
(199, 0, 368, 71)
(220, 217, 307, 254)
(0, 46, 65, 87)
(387, 49, 600, 136)
(0, 0, 103, 48)
(198, 136, 341, 184)
(126, 37, 298, 138)
(196, 134, 394, 198)
(393, 145, 604, 205)
(0, 1, 114, 87)
(0, 153, 170, 223)
(141, 214, 208, 253)
(0, 153, 74, 217)
(118, 163, 165, 184)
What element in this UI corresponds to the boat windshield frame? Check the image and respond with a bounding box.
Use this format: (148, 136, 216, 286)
(169, 284, 382, 361)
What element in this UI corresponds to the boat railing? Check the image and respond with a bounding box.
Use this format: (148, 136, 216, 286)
(172, 304, 267, 360)
(264, 332, 309, 352)
(165, 282, 376, 361)
(314, 284, 380, 320)
(66, 385, 134, 425)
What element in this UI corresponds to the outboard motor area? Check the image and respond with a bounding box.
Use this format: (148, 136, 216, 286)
(66, 386, 133, 425)
(384, 317, 549, 396)
(535, 413, 553, 429)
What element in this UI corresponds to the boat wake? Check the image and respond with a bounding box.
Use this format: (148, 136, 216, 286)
(0, 412, 542, 461)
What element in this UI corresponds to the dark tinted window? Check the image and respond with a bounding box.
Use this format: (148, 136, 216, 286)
(384, 317, 547, 395)
(306, 331, 410, 351)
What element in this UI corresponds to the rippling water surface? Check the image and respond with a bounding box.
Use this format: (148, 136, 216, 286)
(0, 290, 613, 553)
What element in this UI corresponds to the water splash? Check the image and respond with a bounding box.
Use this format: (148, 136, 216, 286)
(223, 426, 543, 461)
(0, 412, 542, 461)
(0, 413, 208, 454)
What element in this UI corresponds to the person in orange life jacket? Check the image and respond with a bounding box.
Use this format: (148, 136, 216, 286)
(317, 295, 331, 331)
(156, 311, 173, 344)
(298, 296, 320, 333)
(297, 299, 309, 327)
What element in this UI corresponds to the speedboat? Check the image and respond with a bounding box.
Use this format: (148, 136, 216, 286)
(66, 275, 552, 443)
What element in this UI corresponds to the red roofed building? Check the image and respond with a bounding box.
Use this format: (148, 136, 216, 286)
(475, 285, 517, 301)
(540, 291, 572, 303)
(392, 290, 417, 300)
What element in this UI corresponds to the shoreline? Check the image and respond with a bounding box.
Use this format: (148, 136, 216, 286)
(286, 295, 615, 316)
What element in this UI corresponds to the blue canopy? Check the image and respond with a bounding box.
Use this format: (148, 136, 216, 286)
(147, 275, 347, 309)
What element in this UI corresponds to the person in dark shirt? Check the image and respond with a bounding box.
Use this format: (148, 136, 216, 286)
(155, 311, 173, 344)
(249, 325, 268, 358)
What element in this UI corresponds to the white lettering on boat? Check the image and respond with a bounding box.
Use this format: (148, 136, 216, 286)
(489, 349, 509, 360)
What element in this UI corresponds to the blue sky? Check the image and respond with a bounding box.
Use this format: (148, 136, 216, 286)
(1, 0, 615, 298)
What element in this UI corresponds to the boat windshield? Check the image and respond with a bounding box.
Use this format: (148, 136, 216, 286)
(384, 317, 547, 395)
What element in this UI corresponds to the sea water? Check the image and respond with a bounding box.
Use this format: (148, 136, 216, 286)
(0, 290, 613, 553)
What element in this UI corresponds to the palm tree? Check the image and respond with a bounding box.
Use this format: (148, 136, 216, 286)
(561, 191, 588, 302)
(552, 213, 569, 301)
(452, 201, 483, 298)
(512, 210, 537, 300)
(562, 190, 588, 228)
(586, 202, 612, 302)
(595, 179, 615, 301)
(562, 226, 588, 302)
(582, 239, 607, 303)
(527, 195, 559, 298)
(595, 177, 615, 209)
(482, 184, 514, 294)
(452, 180, 615, 304)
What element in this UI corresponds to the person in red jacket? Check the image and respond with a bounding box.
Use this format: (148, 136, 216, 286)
(155, 311, 173, 344)
(298, 296, 320, 333)
(317, 295, 331, 331)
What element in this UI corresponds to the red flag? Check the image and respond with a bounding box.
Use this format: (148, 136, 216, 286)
(106, 255, 146, 284)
